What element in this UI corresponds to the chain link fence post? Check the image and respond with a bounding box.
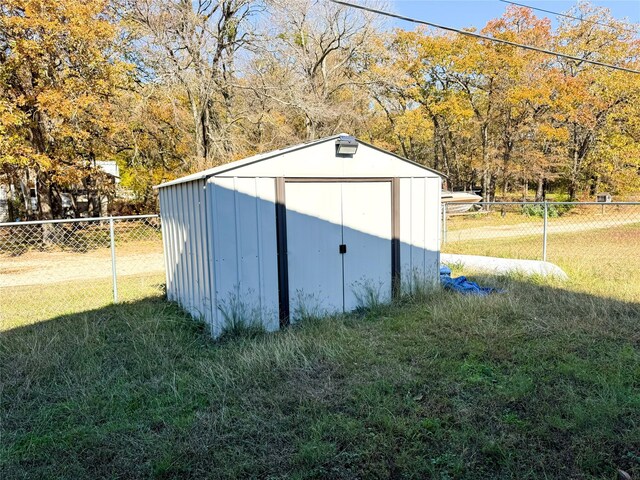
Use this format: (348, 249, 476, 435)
(542, 201, 548, 262)
(442, 202, 447, 244)
(1, 214, 163, 325)
(109, 217, 118, 303)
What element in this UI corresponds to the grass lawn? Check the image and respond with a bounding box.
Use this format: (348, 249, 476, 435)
(443, 223, 640, 303)
(1, 273, 166, 330)
(2, 272, 639, 478)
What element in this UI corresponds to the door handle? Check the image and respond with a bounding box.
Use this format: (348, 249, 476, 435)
(339, 244, 347, 254)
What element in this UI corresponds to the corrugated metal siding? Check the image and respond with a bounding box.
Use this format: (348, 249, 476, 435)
(159, 188, 172, 299)
(399, 177, 441, 292)
(427, 177, 442, 275)
(208, 176, 279, 336)
(159, 180, 214, 326)
(160, 186, 177, 302)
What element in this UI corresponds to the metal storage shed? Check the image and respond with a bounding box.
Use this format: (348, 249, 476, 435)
(156, 134, 443, 337)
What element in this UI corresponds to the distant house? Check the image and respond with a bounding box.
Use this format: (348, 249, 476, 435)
(59, 161, 122, 218)
(95, 161, 121, 183)
(0, 160, 123, 221)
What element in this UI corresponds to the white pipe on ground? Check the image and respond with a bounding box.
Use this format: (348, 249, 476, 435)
(441, 253, 568, 280)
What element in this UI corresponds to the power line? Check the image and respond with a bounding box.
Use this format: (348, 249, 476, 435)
(328, 0, 640, 74)
(499, 0, 638, 35)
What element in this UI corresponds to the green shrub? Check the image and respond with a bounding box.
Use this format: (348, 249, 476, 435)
(520, 203, 573, 218)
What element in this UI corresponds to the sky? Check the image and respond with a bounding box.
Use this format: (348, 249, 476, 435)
(388, 0, 640, 31)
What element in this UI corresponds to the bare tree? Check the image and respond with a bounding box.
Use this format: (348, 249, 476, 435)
(249, 0, 381, 141)
(125, 0, 263, 165)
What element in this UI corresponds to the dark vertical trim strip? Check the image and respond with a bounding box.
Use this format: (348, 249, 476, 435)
(275, 177, 290, 327)
(340, 182, 345, 313)
(391, 178, 401, 299)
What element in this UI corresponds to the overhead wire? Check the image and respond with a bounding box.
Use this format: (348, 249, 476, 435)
(327, 0, 640, 74)
(498, 0, 638, 35)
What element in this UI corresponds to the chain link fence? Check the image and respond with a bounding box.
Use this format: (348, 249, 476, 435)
(441, 201, 640, 299)
(1, 215, 164, 330)
(2, 203, 638, 329)
(441, 201, 639, 259)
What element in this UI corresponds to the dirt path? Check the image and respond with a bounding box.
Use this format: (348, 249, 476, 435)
(1, 249, 164, 287)
(446, 217, 639, 242)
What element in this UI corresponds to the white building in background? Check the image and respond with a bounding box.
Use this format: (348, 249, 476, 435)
(0, 184, 9, 222)
(96, 161, 120, 183)
(155, 134, 443, 337)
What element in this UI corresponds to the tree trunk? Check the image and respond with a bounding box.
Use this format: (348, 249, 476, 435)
(438, 135, 450, 176)
(305, 115, 316, 141)
(535, 174, 545, 202)
(432, 137, 439, 171)
(501, 139, 513, 198)
(36, 171, 53, 220)
(489, 174, 497, 202)
(481, 123, 490, 201)
(188, 93, 205, 167)
(447, 129, 459, 184)
(589, 175, 599, 196)
(6, 185, 15, 222)
(568, 128, 580, 201)
(568, 177, 578, 201)
(201, 102, 212, 162)
(36, 171, 58, 246)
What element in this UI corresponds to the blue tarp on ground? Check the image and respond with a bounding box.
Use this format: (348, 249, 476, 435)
(439, 266, 503, 296)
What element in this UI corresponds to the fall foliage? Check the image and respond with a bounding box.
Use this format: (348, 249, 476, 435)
(1, 0, 131, 218)
(1, 0, 638, 218)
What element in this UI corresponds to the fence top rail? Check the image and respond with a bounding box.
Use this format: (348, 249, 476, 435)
(0, 214, 159, 227)
(443, 201, 640, 206)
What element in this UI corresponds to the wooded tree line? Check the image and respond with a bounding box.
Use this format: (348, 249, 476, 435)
(1, 0, 639, 219)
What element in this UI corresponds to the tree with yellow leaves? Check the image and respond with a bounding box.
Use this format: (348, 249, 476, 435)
(551, 3, 639, 199)
(0, 0, 130, 219)
(369, 4, 638, 200)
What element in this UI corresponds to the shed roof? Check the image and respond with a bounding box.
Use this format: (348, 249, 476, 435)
(155, 134, 444, 189)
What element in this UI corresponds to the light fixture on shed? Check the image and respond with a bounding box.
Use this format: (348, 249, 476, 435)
(335, 135, 358, 156)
